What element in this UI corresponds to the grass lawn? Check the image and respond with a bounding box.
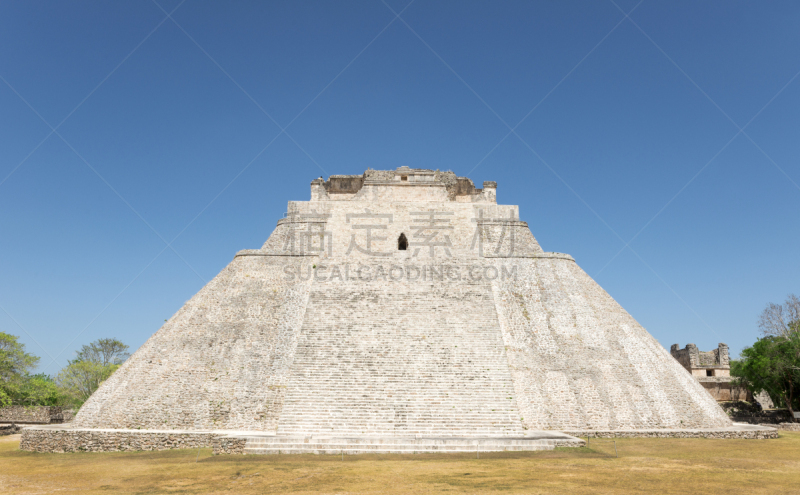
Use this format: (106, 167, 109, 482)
(1, 432, 799, 494)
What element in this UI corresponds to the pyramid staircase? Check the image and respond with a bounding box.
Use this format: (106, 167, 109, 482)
(276, 268, 525, 437)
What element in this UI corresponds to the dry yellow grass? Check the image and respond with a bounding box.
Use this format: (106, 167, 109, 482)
(2, 432, 800, 494)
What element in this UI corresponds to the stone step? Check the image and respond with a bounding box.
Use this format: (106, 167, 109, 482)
(235, 434, 584, 455)
(243, 445, 552, 454)
(280, 405, 519, 409)
(244, 436, 562, 444)
(274, 430, 523, 433)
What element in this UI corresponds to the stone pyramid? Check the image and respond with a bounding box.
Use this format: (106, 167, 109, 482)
(75, 167, 731, 435)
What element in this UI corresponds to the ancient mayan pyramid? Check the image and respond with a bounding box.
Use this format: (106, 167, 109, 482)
(75, 167, 731, 435)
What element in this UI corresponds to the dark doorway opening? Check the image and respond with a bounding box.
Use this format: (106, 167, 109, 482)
(398, 233, 408, 250)
(706, 369, 713, 377)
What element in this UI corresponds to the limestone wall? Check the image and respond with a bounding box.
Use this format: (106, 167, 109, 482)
(20, 428, 216, 453)
(563, 427, 777, 439)
(697, 379, 751, 401)
(73, 255, 314, 431)
(478, 221, 543, 257)
(353, 183, 451, 202)
(213, 436, 247, 454)
(264, 200, 527, 260)
(0, 406, 66, 424)
(669, 344, 696, 368)
(261, 217, 329, 255)
(772, 423, 800, 431)
(491, 257, 732, 430)
(276, 259, 523, 437)
(670, 343, 730, 371)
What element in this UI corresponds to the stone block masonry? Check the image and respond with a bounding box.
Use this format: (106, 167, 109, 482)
(25, 167, 756, 453)
(218, 432, 585, 454)
(214, 436, 246, 454)
(0, 406, 69, 424)
(771, 423, 800, 431)
(669, 343, 754, 402)
(277, 260, 523, 437)
(564, 423, 778, 439)
(74, 255, 314, 431)
(492, 258, 730, 430)
(20, 426, 217, 453)
(670, 343, 730, 378)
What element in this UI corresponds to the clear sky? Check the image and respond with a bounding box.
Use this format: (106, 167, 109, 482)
(1, 0, 799, 375)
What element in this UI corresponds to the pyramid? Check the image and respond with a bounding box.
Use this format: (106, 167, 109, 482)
(75, 167, 731, 435)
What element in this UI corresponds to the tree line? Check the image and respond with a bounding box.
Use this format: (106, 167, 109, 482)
(733, 294, 800, 421)
(0, 334, 129, 409)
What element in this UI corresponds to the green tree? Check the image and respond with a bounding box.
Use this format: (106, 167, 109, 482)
(55, 338, 129, 408)
(16, 374, 62, 406)
(74, 338, 129, 366)
(733, 334, 800, 421)
(0, 332, 40, 404)
(56, 361, 120, 407)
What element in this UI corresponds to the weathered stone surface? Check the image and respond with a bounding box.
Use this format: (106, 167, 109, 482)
(74, 255, 313, 431)
(213, 437, 246, 454)
(0, 406, 68, 424)
(669, 343, 755, 402)
(492, 258, 730, 430)
(564, 423, 778, 439)
(220, 433, 585, 454)
(276, 260, 523, 437)
(765, 423, 800, 431)
(20, 426, 216, 453)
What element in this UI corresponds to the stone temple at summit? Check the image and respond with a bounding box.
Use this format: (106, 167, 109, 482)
(73, 167, 735, 441)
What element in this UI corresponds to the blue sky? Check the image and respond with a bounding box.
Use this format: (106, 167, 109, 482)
(1, 0, 798, 375)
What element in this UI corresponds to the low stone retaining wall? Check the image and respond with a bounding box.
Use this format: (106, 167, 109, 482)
(564, 425, 778, 440)
(20, 427, 217, 453)
(552, 439, 585, 447)
(0, 406, 68, 424)
(213, 437, 247, 455)
(760, 423, 800, 432)
(21, 424, 783, 454)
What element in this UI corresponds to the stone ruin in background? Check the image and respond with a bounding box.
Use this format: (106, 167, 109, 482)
(670, 343, 773, 408)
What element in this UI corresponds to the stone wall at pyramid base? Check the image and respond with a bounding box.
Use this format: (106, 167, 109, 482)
(17, 424, 780, 454)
